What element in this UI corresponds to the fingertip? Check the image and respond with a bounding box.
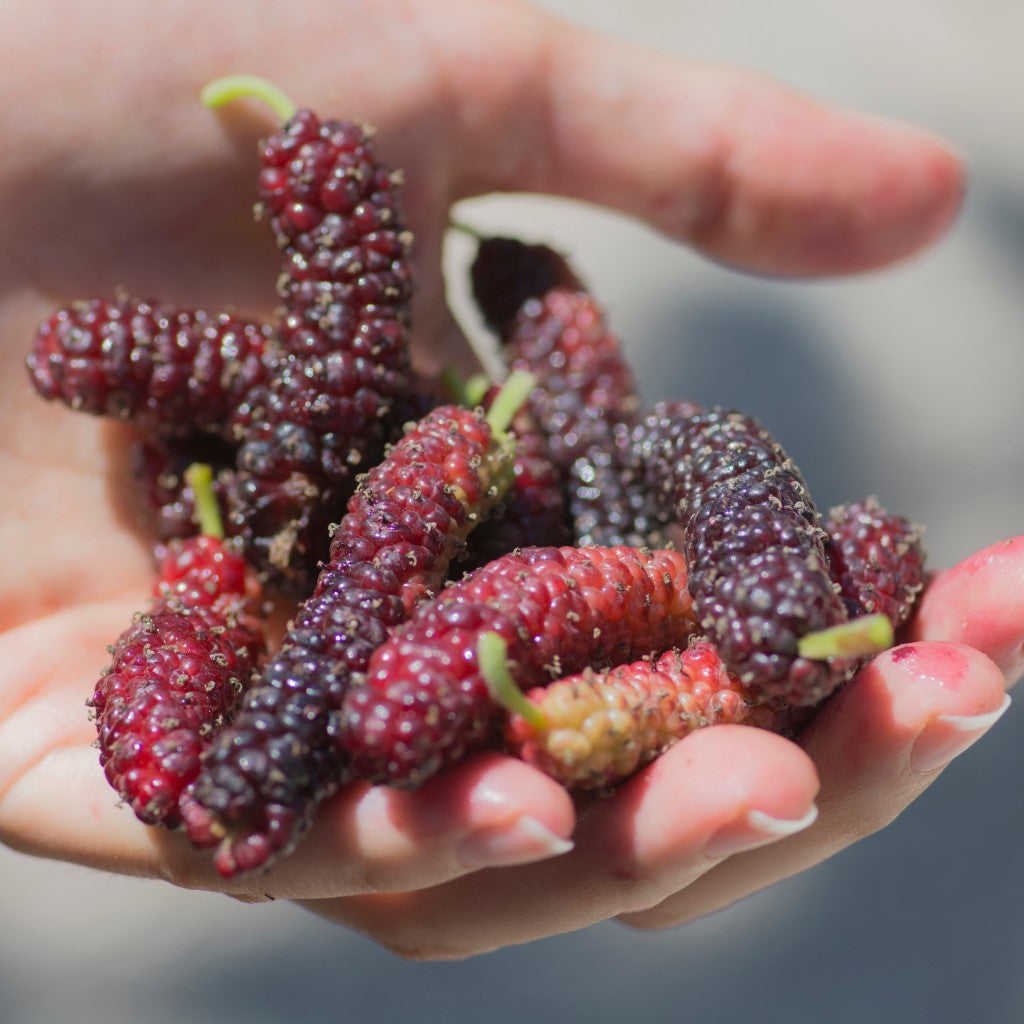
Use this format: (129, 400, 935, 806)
(450, 750, 579, 849)
(802, 641, 1009, 783)
(702, 91, 967, 275)
(868, 641, 1008, 726)
(909, 692, 1012, 775)
(910, 535, 1024, 681)
(604, 725, 820, 873)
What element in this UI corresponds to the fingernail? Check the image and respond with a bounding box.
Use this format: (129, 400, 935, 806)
(910, 694, 1011, 775)
(458, 815, 574, 870)
(704, 805, 819, 860)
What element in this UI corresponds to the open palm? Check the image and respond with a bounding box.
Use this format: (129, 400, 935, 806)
(1, 0, 1015, 958)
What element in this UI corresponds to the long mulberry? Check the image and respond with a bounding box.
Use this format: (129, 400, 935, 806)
(183, 380, 528, 876)
(468, 233, 655, 547)
(88, 466, 265, 828)
(336, 544, 697, 790)
(203, 76, 416, 589)
(505, 292, 654, 546)
(494, 638, 794, 792)
(634, 404, 887, 706)
(26, 297, 274, 437)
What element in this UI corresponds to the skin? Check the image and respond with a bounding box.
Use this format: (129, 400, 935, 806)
(0, 0, 1016, 959)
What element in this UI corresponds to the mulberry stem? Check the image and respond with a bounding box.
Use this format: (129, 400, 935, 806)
(797, 613, 894, 660)
(478, 632, 547, 730)
(200, 75, 297, 122)
(484, 369, 536, 436)
(183, 463, 223, 539)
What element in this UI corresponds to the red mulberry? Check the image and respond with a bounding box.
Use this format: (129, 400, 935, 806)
(211, 78, 417, 589)
(89, 467, 265, 828)
(824, 496, 927, 629)
(26, 297, 274, 437)
(336, 544, 697, 790)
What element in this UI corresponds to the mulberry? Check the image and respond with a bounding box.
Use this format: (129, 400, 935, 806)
(495, 638, 795, 791)
(26, 297, 274, 437)
(88, 466, 265, 828)
(824, 496, 927, 628)
(336, 544, 697, 789)
(183, 380, 528, 876)
(204, 76, 417, 589)
(467, 233, 653, 546)
(503, 287, 652, 546)
(634, 405, 889, 706)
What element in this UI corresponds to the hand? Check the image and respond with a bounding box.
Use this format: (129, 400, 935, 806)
(0, 0, 989, 958)
(295, 539, 1018, 956)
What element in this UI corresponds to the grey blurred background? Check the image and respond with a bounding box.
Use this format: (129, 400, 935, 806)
(4, 2, 1023, 1021)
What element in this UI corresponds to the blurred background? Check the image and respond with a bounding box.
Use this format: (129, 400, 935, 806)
(3, 1, 1023, 1021)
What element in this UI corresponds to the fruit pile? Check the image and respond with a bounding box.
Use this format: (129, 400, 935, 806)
(26, 76, 927, 877)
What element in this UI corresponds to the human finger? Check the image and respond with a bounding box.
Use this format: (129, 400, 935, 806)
(908, 535, 1024, 684)
(0, 685, 575, 902)
(295, 725, 819, 959)
(618, 641, 1009, 930)
(450, 14, 964, 276)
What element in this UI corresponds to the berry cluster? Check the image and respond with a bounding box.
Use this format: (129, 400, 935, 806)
(26, 77, 930, 878)
(182, 388, 526, 874)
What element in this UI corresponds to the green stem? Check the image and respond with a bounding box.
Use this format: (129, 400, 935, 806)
(200, 75, 297, 122)
(484, 370, 536, 436)
(478, 632, 547, 730)
(463, 373, 493, 409)
(440, 367, 494, 409)
(797, 613, 894, 661)
(184, 463, 225, 539)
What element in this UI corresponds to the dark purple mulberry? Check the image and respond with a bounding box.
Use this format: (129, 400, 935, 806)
(220, 101, 416, 589)
(336, 545, 697, 790)
(634, 404, 856, 706)
(469, 234, 582, 337)
(824, 496, 927, 628)
(184, 400, 520, 876)
(501, 288, 652, 546)
(468, 234, 655, 546)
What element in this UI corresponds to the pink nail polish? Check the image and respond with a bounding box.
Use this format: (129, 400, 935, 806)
(910, 694, 1011, 775)
(458, 815, 574, 870)
(704, 805, 818, 860)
